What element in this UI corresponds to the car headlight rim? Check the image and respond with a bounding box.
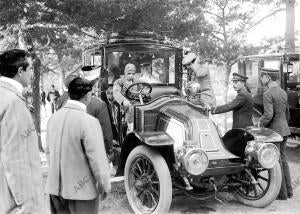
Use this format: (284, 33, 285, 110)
(183, 148, 209, 175)
(257, 143, 279, 169)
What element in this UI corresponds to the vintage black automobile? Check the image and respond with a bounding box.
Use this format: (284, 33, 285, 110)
(83, 32, 282, 214)
(236, 52, 300, 146)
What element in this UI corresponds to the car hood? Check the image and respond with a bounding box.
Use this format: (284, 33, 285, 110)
(159, 101, 239, 160)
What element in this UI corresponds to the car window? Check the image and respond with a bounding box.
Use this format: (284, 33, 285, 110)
(84, 52, 102, 66)
(107, 51, 176, 85)
(245, 60, 260, 96)
(286, 61, 300, 89)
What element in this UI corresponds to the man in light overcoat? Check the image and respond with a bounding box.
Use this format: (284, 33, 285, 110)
(182, 53, 216, 107)
(45, 77, 111, 214)
(56, 69, 114, 157)
(0, 49, 45, 213)
(259, 67, 293, 200)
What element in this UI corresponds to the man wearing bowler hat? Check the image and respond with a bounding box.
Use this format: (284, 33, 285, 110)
(211, 73, 254, 129)
(259, 67, 293, 200)
(182, 53, 216, 107)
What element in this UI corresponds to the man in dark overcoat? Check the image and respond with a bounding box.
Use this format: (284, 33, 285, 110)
(47, 84, 60, 114)
(259, 67, 293, 200)
(211, 73, 254, 129)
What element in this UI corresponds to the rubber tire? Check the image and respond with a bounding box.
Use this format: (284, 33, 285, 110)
(235, 162, 282, 208)
(124, 145, 172, 214)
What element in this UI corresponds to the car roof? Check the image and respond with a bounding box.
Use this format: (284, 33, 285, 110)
(238, 52, 300, 61)
(83, 31, 182, 54)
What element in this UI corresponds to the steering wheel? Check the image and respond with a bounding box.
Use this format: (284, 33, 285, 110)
(125, 82, 152, 104)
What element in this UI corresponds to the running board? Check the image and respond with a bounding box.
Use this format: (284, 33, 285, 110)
(110, 176, 124, 183)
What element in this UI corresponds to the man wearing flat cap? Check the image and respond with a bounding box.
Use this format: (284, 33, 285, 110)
(211, 72, 254, 129)
(45, 77, 111, 214)
(259, 67, 293, 200)
(113, 63, 139, 132)
(182, 53, 216, 107)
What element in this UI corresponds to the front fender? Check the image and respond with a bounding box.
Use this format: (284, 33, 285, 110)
(135, 131, 175, 146)
(244, 126, 283, 142)
(115, 131, 175, 176)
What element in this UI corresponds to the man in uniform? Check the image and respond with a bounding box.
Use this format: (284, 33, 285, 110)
(0, 49, 45, 213)
(45, 77, 111, 214)
(211, 73, 254, 129)
(182, 53, 216, 107)
(259, 67, 293, 200)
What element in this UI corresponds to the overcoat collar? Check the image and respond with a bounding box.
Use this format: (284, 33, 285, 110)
(63, 100, 87, 112)
(0, 79, 25, 101)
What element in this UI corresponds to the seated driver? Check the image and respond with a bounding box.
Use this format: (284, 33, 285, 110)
(113, 63, 139, 132)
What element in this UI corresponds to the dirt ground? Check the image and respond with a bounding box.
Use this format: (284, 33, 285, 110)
(99, 146, 300, 214)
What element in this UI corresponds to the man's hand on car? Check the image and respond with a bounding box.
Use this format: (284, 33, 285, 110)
(202, 102, 211, 111)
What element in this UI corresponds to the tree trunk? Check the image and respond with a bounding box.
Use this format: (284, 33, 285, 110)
(60, 69, 66, 93)
(285, 0, 295, 52)
(18, 27, 43, 151)
(32, 58, 43, 151)
(57, 54, 66, 93)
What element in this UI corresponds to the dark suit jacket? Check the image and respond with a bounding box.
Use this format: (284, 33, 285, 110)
(260, 84, 290, 137)
(47, 90, 60, 103)
(56, 92, 113, 153)
(87, 97, 113, 152)
(212, 88, 254, 129)
(55, 91, 69, 110)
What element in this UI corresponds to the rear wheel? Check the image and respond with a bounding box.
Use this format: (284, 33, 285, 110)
(235, 162, 282, 207)
(124, 145, 172, 214)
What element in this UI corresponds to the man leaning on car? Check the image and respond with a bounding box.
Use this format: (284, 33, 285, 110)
(211, 73, 254, 129)
(182, 52, 216, 107)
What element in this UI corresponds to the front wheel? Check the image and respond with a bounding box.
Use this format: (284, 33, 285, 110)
(235, 162, 282, 207)
(124, 145, 172, 214)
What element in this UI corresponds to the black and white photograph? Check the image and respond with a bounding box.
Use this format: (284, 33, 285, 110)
(0, 0, 300, 213)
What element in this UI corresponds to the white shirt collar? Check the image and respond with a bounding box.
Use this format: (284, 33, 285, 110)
(0, 76, 23, 94)
(67, 100, 87, 112)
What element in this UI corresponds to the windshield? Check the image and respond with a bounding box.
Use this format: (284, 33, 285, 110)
(106, 51, 175, 85)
